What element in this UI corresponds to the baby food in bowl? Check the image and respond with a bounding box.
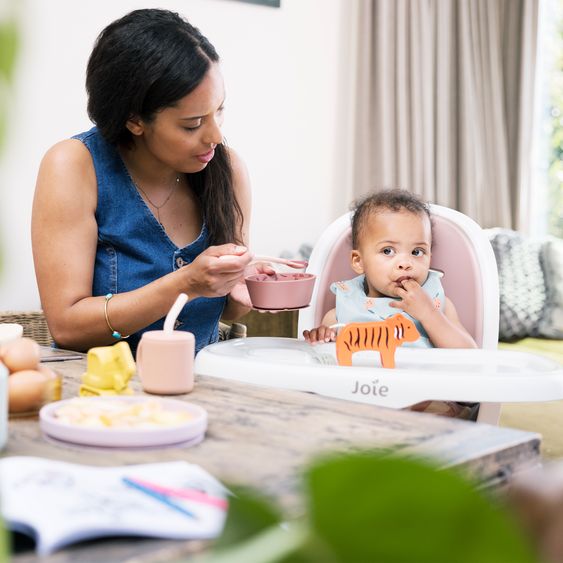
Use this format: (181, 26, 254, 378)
(245, 272, 316, 310)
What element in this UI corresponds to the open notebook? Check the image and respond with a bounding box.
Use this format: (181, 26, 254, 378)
(0, 456, 228, 555)
(39, 346, 84, 362)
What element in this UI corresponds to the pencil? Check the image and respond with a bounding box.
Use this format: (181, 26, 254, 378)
(122, 477, 197, 519)
(126, 476, 228, 510)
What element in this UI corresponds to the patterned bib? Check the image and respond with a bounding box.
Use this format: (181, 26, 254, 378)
(330, 271, 445, 348)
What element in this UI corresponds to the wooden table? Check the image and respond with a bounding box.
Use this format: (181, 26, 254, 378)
(4, 357, 541, 562)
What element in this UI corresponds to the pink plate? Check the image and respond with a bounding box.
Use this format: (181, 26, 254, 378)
(39, 396, 207, 448)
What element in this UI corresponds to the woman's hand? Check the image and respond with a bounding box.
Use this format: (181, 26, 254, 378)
(303, 325, 337, 344)
(228, 282, 252, 309)
(183, 244, 253, 299)
(227, 261, 277, 310)
(248, 261, 277, 276)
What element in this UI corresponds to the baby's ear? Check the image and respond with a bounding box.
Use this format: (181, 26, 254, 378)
(350, 249, 364, 274)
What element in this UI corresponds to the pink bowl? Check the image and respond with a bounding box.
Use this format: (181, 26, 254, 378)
(245, 273, 316, 310)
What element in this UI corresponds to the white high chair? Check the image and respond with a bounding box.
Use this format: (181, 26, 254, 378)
(195, 206, 563, 426)
(297, 204, 502, 424)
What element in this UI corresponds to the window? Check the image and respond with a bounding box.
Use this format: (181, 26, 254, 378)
(534, 0, 563, 238)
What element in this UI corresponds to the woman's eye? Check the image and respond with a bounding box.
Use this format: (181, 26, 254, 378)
(382, 247, 394, 256)
(412, 248, 425, 257)
(184, 124, 201, 132)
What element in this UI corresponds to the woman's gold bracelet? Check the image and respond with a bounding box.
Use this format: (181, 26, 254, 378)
(104, 293, 130, 340)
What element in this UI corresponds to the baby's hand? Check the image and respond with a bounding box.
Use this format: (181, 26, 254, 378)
(389, 279, 436, 322)
(303, 326, 336, 344)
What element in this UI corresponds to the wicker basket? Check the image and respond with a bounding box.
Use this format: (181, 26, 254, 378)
(0, 310, 53, 346)
(218, 321, 247, 341)
(0, 314, 243, 347)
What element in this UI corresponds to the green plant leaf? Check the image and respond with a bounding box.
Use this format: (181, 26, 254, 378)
(213, 486, 284, 549)
(0, 517, 8, 562)
(197, 522, 309, 563)
(0, 20, 19, 82)
(305, 452, 539, 563)
(0, 84, 7, 155)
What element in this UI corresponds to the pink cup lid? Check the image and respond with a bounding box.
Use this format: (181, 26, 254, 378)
(142, 330, 194, 341)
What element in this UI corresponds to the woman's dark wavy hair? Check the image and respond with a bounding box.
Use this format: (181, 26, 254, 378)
(86, 8, 242, 245)
(351, 189, 432, 249)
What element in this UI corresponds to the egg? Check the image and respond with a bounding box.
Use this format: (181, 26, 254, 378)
(8, 369, 49, 413)
(3, 337, 41, 373)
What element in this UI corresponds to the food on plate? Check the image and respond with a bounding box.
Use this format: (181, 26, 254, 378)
(53, 398, 193, 429)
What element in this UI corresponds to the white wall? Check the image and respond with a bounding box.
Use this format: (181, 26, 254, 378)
(0, 0, 352, 309)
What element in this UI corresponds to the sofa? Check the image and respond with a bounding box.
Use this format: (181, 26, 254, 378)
(487, 229, 563, 457)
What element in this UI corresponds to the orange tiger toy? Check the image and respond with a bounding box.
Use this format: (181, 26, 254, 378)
(335, 313, 420, 369)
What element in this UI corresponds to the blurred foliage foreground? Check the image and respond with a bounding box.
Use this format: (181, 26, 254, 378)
(0, 14, 18, 152)
(191, 452, 540, 563)
(0, 10, 19, 282)
(0, 9, 18, 560)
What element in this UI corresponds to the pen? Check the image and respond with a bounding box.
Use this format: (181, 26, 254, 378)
(126, 476, 228, 510)
(122, 477, 197, 519)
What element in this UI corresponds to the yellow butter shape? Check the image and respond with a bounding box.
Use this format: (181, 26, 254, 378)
(79, 341, 136, 396)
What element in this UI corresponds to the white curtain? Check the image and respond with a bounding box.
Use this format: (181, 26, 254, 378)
(346, 0, 539, 230)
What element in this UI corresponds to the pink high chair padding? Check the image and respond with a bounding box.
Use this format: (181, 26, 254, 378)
(299, 204, 500, 424)
(312, 228, 355, 329)
(431, 217, 483, 346)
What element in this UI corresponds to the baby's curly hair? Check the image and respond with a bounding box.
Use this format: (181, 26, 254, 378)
(351, 189, 432, 249)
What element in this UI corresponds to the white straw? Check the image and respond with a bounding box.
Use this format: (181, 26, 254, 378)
(163, 293, 189, 333)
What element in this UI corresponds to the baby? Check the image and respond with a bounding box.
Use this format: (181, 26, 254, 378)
(303, 189, 476, 349)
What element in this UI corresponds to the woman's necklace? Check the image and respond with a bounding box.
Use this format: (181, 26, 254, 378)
(134, 175, 180, 225)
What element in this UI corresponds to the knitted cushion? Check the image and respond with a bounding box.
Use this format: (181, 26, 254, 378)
(487, 229, 547, 341)
(538, 237, 563, 338)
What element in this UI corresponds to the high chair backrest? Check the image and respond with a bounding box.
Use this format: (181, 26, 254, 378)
(298, 204, 501, 423)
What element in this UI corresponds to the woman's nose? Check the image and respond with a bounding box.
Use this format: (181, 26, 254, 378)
(203, 117, 223, 146)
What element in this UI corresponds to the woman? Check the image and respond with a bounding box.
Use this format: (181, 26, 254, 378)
(32, 9, 256, 353)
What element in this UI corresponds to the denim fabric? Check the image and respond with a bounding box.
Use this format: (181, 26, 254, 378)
(72, 127, 225, 353)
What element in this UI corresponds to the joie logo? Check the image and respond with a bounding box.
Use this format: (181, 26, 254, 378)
(351, 379, 389, 397)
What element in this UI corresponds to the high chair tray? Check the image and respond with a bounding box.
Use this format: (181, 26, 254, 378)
(195, 337, 563, 409)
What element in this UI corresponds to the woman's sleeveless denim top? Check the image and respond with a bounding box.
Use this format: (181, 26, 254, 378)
(72, 127, 225, 354)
